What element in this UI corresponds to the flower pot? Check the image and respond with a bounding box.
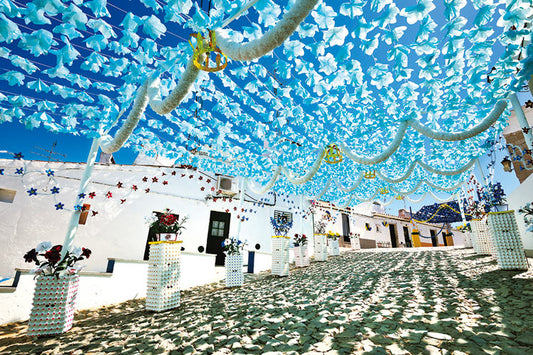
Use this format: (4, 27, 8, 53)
(328, 239, 340, 256)
(294, 245, 309, 267)
(487, 211, 528, 270)
(146, 241, 181, 311)
(271, 236, 290, 276)
(156, 233, 179, 242)
(27, 274, 79, 336)
(314, 234, 328, 261)
(225, 253, 244, 287)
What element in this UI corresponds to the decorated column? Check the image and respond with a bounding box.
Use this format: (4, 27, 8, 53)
(270, 214, 292, 276)
(222, 237, 246, 287)
(293, 233, 310, 267)
(349, 232, 361, 250)
(471, 219, 494, 256)
(327, 231, 340, 256)
(487, 211, 528, 270)
(23, 242, 91, 336)
(146, 241, 181, 311)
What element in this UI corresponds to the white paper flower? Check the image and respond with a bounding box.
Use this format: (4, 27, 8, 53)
(35, 241, 52, 253)
(71, 246, 83, 258)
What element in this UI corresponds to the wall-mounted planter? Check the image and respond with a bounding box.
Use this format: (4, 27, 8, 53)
(146, 241, 181, 312)
(487, 211, 528, 270)
(27, 274, 79, 336)
(225, 253, 244, 287)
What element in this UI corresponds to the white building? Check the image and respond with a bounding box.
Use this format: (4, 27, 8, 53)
(0, 156, 466, 324)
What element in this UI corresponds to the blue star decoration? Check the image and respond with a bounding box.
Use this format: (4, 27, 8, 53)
(78, 193, 86, 199)
(13, 152, 23, 160)
(27, 188, 37, 196)
(55, 202, 64, 210)
(45, 169, 54, 177)
(74, 205, 83, 211)
(51, 186, 60, 194)
(15, 168, 24, 174)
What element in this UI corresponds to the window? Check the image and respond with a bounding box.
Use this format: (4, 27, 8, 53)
(0, 188, 16, 203)
(211, 220, 226, 237)
(274, 210, 292, 224)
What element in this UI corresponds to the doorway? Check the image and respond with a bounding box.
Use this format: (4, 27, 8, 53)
(206, 211, 231, 266)
(389, 224, 398, 248)
(430, 229, 438, 247)
(403, 226, 412, 247)
(341, 213, 351, 244)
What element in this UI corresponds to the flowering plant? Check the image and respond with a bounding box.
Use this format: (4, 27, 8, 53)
(518, 202, 533, 232)
(349, 232, 360, 238)
(222, 237, 247, 255)
(270, 216, 293, 236)
(314, 221, 326, 234)
(293, 233, 307, 247)
(326, 231, 340, 240)
(457, 223, 472, 232)
(23, 242, 91, 278)
(148, 208, 188, 234)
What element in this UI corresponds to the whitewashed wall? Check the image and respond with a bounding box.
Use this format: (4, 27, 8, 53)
(0, 159, 313, 279)
(311, 204, 458, 248)
(508, 173, 533, 255)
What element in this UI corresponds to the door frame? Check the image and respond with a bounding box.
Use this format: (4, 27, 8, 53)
(205, 211, 231, 266)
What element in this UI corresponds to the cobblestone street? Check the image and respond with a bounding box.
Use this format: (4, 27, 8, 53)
(1, 248, 532, 354)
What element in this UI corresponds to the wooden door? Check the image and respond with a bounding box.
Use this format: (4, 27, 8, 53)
(206, 211, 231, 266)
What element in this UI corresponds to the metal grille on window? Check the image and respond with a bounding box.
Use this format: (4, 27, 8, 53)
(274, 210, 292, 224)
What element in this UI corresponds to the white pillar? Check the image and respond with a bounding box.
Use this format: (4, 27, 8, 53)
(475, 158, 486, 185)
(236, 177, 246, 240)
(510, 93, 533, 150)
(61, 138, 101, 257)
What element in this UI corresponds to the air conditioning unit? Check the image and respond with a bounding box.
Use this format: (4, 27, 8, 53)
(216, 176, 239, 196)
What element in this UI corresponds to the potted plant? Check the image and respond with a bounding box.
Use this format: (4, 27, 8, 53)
(293, 233, 309, 267)
(23, 242, 91, 336)
(222, 237, 247, 287)
(326, 231, 340, 256)
(148, 208, 188, 241)
(270, 216, 292, 276)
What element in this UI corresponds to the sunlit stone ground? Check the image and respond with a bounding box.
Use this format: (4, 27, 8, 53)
(1, 248, 532, 354)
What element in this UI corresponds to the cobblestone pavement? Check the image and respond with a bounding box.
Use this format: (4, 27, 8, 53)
(1, 248, 533, 354)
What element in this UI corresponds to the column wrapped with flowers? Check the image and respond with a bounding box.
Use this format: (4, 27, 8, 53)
(270, 215, 292, 276)
(349, 232, 361, 250)
(23, 242, 91, 336)
(326, 231, 340, 256)
(314, 221, 328, 261)
(293, 233, 309, 267)
(222, 237, 247, 287)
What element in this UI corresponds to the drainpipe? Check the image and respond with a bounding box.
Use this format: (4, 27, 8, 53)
(61, 138, 101, 258)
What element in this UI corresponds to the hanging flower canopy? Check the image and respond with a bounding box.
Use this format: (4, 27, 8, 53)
(0, 0, 532, 206)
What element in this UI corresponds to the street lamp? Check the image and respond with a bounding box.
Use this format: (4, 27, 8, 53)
(501, 157, 513, 172)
